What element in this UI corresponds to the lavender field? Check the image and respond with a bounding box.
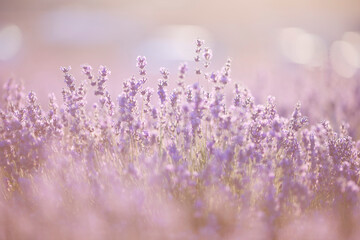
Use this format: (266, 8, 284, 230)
(0, 39, 360, 239)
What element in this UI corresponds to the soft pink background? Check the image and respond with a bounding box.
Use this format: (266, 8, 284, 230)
(0, 0, 359, 107)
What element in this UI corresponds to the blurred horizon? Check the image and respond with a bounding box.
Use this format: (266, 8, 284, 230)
(0, 0, 360, 108)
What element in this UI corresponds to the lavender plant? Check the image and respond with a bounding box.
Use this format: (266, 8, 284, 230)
(0, 40, 360, 240)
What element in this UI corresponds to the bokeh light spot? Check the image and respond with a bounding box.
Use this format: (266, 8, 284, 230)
(0, 24, 22, 61)
(330, 40, 359, 78)
(279, 28, 326, 66)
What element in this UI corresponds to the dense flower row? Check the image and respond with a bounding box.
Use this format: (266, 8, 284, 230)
(0, 40, 360, 239)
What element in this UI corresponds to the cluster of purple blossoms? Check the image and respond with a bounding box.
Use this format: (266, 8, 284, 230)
(1, 39, 360, 239)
